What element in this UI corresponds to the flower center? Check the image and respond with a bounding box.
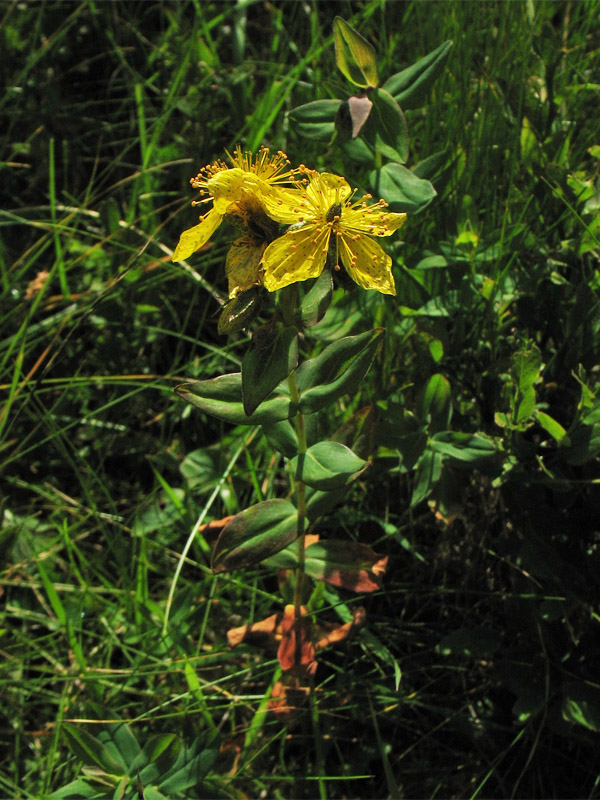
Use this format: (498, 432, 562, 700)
(326, 203, 342, 223)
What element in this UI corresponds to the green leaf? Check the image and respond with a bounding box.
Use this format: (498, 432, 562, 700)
(376, 403, 426, 471)
(413, 147, 466, 199)
(333, 16, 379, 89)
(290, 442, 367, 491)
(96, 718, 141, 773)
(142, 787, 171, 800)
(411, 449, 443, 507)
(262, 543, 301, 571)
(218, 287, 263, 335)
(297, 329, 384, 413)
(304, 485, 349, 524)
(428, 338, 444, 362)
(308, 288, 368, 341)
(516, 385, 536, 423)
(136, 734, 179, 784)
(297, 331, 381, 391)
(416, 373, 452, 432)
(436, 626, 501, 658)
(382, 40, 453, 110)
(334, 99, 354, 143)
(296, 270, 333, 328)
(212, 499, 298, 572)
(582, 403, 600, 425)
(242, 324, 298, 416)
(562, 681, 600, 732)
(61, 724, 124, 776)
(412, 149, 455, 181)
(563, 423, 600, 465)
(48, 779, 106, 799)
(331, 405, 375, 460)
(288, 99, 341, 141)
(176, 373, 295, 425)
(37, 558, 67, 626)
(512, 345, 542, 392)
(343, 135, 377, 166)
(180, 449, 222, 491)
(262, 419, 298, 459)
(429, 432, 497, 463)
(362, 87, 408, 163)
(496, 658, 545, 723)
(158, 742, 218, 794)
(369, 163, 437, 214)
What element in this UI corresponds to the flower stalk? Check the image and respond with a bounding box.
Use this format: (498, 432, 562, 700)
(287, 366, 308, 610)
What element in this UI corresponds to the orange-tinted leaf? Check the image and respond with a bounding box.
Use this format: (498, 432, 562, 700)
(227, 612, 281, 647)
(269, 675, 310, 721)
(197, 515, 234, 544)
(304, 540, 388, 592)
(277, 604, 316, 674)
(315, 606, 367, 651)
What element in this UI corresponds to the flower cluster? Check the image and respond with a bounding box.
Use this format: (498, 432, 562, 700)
(172, 146, 406, 298)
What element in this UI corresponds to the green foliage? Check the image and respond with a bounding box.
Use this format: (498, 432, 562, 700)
(211, 498, 298, 573)
(382, 39, 453, 110)
(290, 441, 367, 491)
(241, 323, 298, 416)
(50, 715, 218, 799)
(333, 16, 379, 89)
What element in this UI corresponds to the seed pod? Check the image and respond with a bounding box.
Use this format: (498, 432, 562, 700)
(218, 286, 264, 335)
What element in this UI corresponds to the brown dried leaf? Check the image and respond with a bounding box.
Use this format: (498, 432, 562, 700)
(227, 612, 281, 647)
(277, 604, 316, 674)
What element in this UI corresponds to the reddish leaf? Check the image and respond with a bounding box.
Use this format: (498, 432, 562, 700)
(227, 612, 280, 648)
(305, 540, 388, 592)
(315, 606, 367, 651)
(277, 604, 317, 675)
(269, 674, 310, 721)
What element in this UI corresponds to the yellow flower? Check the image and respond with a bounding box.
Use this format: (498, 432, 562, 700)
(172, 146, 299, 263)
(261, 171, 406, 295)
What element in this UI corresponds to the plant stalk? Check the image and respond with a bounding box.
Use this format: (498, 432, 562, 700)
(287, 368, 307, 609)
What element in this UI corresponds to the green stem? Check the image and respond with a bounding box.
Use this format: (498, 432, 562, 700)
(287, 368, 307, 608)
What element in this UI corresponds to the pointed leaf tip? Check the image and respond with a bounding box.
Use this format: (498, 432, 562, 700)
(333, 16, 379, 89)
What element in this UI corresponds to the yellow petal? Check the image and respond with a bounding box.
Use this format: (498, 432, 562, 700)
(259, 186, 308, 224)
(338, 233, 396, 295)
(307, 172, 352, 209)
(225, 236, 267, 298)
(209, 168, 257, 212)
(341, 207, 406, 237)
(262, 225, 330, 292)
(172, 208, 222, 261)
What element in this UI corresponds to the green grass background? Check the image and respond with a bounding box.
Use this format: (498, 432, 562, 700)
(2, 1, 600, 797)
